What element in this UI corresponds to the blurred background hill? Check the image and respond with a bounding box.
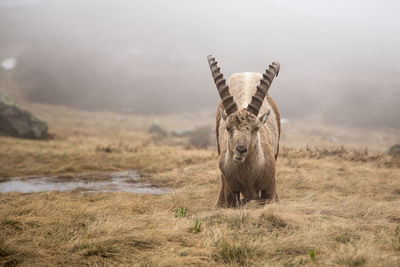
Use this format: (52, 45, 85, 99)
(0, 0, 399, 128)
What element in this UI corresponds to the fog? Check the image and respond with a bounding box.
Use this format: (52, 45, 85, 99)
(0, 0, 399, 128)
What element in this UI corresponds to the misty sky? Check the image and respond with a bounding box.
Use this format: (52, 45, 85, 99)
(0, 0, 399, 127)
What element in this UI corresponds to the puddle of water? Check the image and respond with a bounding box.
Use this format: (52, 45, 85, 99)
(0, 170, 168, 194)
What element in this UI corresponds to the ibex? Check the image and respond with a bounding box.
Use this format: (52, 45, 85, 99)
(207, 55, 281, 207)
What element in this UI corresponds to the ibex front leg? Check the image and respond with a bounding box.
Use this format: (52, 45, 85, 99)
(217, 175, 227, 207)
(221, 181, 240, 208)
(226, 190, 240, 208)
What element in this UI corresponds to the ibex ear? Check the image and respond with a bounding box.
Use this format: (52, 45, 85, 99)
(259, 109, 271, 125)
(220, 109, 228, 121)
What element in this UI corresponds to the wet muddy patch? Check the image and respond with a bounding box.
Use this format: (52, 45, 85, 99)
(0, 171, 168, 194)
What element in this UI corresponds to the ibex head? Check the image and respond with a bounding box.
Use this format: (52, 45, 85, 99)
(207, 55, 279, 163)
(221, 108, 270, 162)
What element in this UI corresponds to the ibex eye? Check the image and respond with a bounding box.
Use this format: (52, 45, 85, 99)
(226, 127, 233, 132)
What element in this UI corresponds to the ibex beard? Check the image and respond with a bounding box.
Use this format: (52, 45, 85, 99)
(208, 55, 281, 208)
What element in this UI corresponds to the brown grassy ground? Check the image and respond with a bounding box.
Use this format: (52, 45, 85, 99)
(1, 103, 400, 266)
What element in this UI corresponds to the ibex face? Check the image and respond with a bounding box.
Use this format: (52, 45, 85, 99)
(221, 108, 270, 163)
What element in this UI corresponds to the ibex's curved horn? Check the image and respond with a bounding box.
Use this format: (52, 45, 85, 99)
(207, 55, 238, 116)
(247, 62, 280, 116)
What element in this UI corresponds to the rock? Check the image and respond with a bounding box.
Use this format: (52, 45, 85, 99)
(0, 91, 48, 139)
(148, 121, 167, 137)
(387, 144, 400, 157)
(186, 125, 213, 148)
(172, 125, 213, 148)
(0, 91, 15, 105)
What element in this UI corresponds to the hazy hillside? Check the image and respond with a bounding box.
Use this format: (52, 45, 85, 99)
(0, 0, 399, 128)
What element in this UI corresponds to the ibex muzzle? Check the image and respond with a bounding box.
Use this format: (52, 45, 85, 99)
(236, 145, 247, 156)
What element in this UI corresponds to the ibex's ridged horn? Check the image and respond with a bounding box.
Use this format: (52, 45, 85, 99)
(207, 55, 238, 116)
(247, 62, 280, 116)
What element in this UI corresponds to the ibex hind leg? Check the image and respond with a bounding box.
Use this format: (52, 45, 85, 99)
(259, 175, 279, 205)
(226, 191, 240, 208)
(260, 189, 279, 205)
(240, 191, 257, 206)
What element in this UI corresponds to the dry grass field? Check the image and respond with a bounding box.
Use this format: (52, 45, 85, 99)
(1, 102, 400, 266)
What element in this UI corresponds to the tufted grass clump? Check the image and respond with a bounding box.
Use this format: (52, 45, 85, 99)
(212, 238, 259, 265)
(192, 219, 201, 233)
(0, 238, 22, 266)
(309, 249, 316, 260)
(227, 210, 248, 229)
(334, 245, 367, 267)
(175, 206, 187, 218)
(336, 255, 366, 267)
(392, 226, 400, 251)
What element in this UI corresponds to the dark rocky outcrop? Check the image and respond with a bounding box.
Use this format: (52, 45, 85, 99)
(172, 125, 213, 148)
(0, 91, 48, 139)
(387, 144, 400, 157)
(148, 121, 167, 137)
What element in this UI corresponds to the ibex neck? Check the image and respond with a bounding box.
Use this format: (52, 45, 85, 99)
(247, 135, 265, 167)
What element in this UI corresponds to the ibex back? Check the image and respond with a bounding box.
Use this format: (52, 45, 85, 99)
(207, 55, 281, 207)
